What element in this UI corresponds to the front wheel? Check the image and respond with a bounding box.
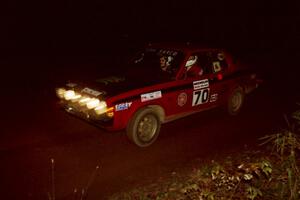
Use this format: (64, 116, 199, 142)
(227, 87, 244, 116)
(126, 108, 161, 147)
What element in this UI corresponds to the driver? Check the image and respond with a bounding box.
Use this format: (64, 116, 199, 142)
(160, 56, 173, 72)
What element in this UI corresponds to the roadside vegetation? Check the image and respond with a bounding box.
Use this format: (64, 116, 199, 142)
(109, 105, 300, 200)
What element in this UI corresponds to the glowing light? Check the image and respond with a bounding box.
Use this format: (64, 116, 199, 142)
(106, 107, 114, 118)
(56, 88, 66, 99)
(86, 98, 100, 109)
(71, 94, 82, 102)
(64, 90, 76, 100)
(79, 97, 91, 106)
(94, 102, 108, 115)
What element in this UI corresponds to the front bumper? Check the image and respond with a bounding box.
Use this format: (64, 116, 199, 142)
(60, 101, 114, 129)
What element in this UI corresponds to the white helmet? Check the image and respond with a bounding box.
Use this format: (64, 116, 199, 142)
(185, 55, 198, 67)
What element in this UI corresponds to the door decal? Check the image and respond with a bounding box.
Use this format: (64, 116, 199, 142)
(192, 88, 210, 106)
(193, 79, 209, 90)
(177, 92, 187, 107)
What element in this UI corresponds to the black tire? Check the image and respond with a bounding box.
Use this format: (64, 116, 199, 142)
(227, 87, 244, 116)
(126, 107, 161, 147)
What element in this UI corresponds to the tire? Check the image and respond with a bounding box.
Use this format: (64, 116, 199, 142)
(227, 87, 244, 116)
(126, 107, 161, 147)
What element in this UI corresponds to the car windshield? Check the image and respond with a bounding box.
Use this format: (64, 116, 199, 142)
(124, 48, 184, 82)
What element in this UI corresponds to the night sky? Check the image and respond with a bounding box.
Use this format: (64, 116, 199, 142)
(3, 0, 300, 55)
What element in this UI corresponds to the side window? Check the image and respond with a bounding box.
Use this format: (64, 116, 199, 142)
(196, 52, 212, 74)
(185, 54, 203, 78)
(183, 51, 229, 79)
(158, 49, 184, 77)
(196, 51, 228, 74)
(212, 51, 228, 73)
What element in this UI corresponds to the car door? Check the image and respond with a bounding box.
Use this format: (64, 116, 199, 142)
(184, 50, 230, 112)
(162, 50, 230, 118)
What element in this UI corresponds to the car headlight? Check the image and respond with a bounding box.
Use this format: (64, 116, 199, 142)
(94, 101, 108, 115)
(56, 88, 82, 101)
(64, 90, 76, 100)
(79, 97, 91, 105)
(70, 94, 82, 102)
(86, 98, 100, 109)
(56, 88, 66, 99)
(56, 88, 111, 116)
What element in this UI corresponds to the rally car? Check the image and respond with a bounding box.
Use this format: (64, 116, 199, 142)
(56, 43, 261, 147)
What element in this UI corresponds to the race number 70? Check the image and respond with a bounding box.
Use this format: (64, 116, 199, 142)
(192, 88, 210, 106)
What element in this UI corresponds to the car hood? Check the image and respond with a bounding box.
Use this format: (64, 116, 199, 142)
(69, 74, 164, 99)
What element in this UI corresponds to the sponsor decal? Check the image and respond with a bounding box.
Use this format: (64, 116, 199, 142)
(210, 93, 218, 102)
(141, 91, 162, 102)
(66, 82, 77, 87)
(192, 88, 210, 106)
(81, 87, 103, 96)
(193, 79, 209, 90)
(115, 102, 132, 111)
(177, 92, 187, 107)
(213, 61, 222, 73)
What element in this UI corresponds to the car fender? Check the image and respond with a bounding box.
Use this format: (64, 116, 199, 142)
(116, 101, 166, 130)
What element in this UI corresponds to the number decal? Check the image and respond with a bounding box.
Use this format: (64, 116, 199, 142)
(192, 88, 210, 106)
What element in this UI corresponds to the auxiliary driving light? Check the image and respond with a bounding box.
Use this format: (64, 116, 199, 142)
(56, 88, 66, 99)
(64, 90, 76, 100)
(70, 94, 82, 102)
(94, 102, 108, 115)
(79, 97, 91, 106)
(86, 98, 100, 109)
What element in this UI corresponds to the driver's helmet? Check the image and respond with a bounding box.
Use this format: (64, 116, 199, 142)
(160, 56, 173, 67)
(166, 56, 173, 66)
(185, 55, 198, 68)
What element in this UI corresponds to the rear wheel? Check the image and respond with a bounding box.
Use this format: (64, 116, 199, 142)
(126, 108, 161, 147)
(227, 87, 244, 116)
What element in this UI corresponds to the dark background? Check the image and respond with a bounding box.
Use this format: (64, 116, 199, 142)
(2, 0, 300, 104)
(2, 0, 300, 121)
(3, 0, 300, 55)
(1, 0, 300, 122)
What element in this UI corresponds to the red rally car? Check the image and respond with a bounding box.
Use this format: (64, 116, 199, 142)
(56, 43, 261, 147)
